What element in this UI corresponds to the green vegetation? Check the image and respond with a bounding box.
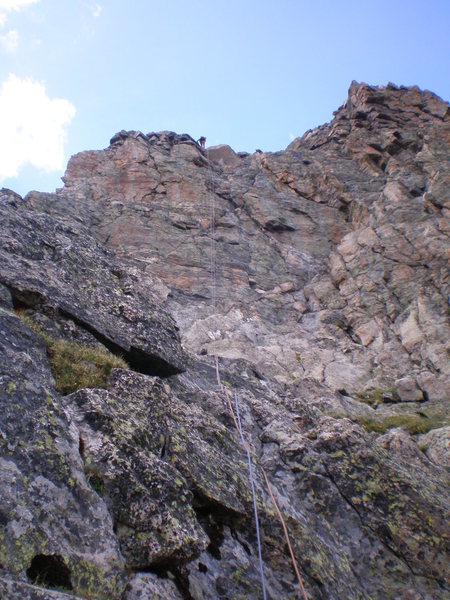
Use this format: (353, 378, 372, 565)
(45, 338, 127, 394)
(357, 388, 400, 407)
(354, 414, 442, 435)
(18, 314, 127, 394)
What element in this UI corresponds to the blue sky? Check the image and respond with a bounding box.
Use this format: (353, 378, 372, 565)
(0, 0, 449, 196)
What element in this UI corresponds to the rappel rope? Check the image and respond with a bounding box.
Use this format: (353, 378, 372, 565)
(224, 386, 308, 600)
(207, 148, 264, 594)
(260, 468, 309, 600)
(206, 147, 308, 600)
(234, 391, 267, 600)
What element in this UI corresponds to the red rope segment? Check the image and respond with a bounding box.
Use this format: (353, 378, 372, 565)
(223, 388, 309, 600)
(224, 387, 241, 433)
(261, 468, 309, 600)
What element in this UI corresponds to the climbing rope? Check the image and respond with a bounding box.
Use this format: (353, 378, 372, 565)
(261, 467, 309, 600)
(205, 145, 308, 600)
(224, 387, 308, 600)
(234, 391, 267, 600)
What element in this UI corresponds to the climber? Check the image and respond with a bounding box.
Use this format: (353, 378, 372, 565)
(198, 136, 206, 149)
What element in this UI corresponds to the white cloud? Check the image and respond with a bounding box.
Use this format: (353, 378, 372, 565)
(0, 0, 39, 11)
(0, 0, 39, 29)
(288, 132, 295, 141)
(92, 3, 102, 17)
(0, 28, 18, 52)
(0, 74, 76, 181)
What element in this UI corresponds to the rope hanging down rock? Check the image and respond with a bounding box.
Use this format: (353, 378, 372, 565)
(206, 146, 308, 600)
(235, 391, 267, 600)
(224, 386, 308, 600)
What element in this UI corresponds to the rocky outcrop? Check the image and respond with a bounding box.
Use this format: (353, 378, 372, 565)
(0, 191, 186, 376)
(1, 82, 449, 599)
(0, 286, 126, 599)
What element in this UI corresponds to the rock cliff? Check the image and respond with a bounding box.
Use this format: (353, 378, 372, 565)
(0, 82, 448, 599)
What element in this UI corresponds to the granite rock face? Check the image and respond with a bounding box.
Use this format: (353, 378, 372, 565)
(0, 191, 186, 377)
(1, 82, 449, 599)
(0, 290, 127, 599)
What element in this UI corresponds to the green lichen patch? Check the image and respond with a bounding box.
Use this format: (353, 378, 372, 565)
(68, 557, 126, 600)
(5, 380, 16, 394)
(354, 414, 444, 435)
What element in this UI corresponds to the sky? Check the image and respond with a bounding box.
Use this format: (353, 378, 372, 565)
(0, 0, 449, 196)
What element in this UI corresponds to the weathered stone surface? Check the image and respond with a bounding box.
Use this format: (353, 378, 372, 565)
(418, 426, 450, 468)
(66, 370, 208, 568)
(0, 310, 127, 599)
(312, 420, 448, 585)
(25, 84, 449, 407)
(171, 367, 449, 599)
(0, 190, 186, 376)
(124, 573, 182, 600)
(206, 144, 241, 169)
(0, 577, 85, 599)
(2, 83, 449, 598)
(395, 375, 425, 402)
(0, 282, 12, 309)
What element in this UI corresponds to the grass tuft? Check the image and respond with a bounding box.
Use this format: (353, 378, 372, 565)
(46, 339, 128, 394)
(84, 465, 105, 496)
(18, 313, 127, 394)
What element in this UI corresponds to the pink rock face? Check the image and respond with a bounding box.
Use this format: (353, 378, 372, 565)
(27, 84, 449, 399)
(206, 144, 241, 169)
(64, 139, 160, 203)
